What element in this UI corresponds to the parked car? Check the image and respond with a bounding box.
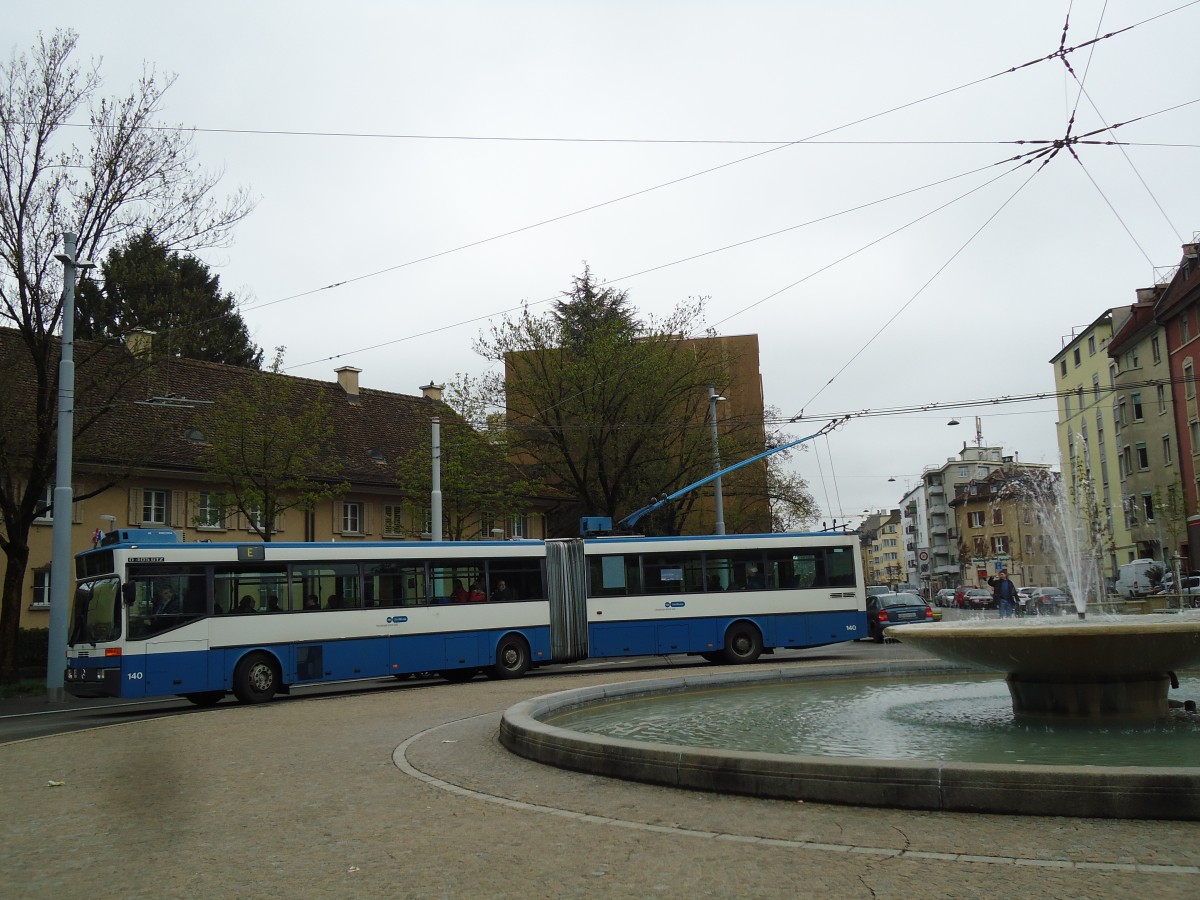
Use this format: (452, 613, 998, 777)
(1016, 586, 1034, 615)
(1027, 586, 1072, 614)
(866, 585, 891, 599)
(866, 591, 934, 642)
(965, 588, 993, 610)
(934, 589, 957, 607)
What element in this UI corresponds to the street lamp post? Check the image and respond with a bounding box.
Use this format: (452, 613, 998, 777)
(47, 233, 92, 700)
(708, 386, 726, 535)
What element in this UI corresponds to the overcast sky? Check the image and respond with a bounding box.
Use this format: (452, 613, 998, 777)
(10, 1, 1200, 528)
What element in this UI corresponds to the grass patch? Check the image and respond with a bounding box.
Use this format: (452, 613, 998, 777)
(0, 679, 46, 699)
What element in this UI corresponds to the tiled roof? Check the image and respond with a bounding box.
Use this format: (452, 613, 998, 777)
(1, 326, 447, 489)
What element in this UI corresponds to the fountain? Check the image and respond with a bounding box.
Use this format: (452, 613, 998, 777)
(892, 470, 1200, 722)
(500, 470, 1200, 818)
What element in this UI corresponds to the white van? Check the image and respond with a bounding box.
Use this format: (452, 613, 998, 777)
(1115, 559, 1161, 598)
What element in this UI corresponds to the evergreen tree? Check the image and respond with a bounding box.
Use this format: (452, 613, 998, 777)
(77, 230, 262, 368)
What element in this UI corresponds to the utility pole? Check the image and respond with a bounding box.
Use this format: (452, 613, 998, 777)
(708, 386, 726, 535)
(47, 233, 92, 700)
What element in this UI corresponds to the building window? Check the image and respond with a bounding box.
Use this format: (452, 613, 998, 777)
(1088, 335, 1096, 355)
(958, 466, 969, 477)
(1152, 334, 1161, 363)
(1192, 420, 1200, 447)
(1131, 393, 1144, 421)
(31, 570, 51, 609)
(1060, 359, 1068, 377)
(991, 507, 1003, 525)
(1187, 363, 1196, 400)
(1136, 442, 1149, 470)
(1143, 494, 1155, 522)
(1117, 397, 1127, 426)
(992, 535, 1009, 554)
(34, 483, 54, 523)
(1126, 348, 1139, 369)
(247, 505, 267, 532)
(1164, 435, 1173, 465)
(1158, 384, 1167, 414)
(382, 505, 404, 537)
(142, 489, 168, 525)
(342, 501, 363, 535)
(1065, 395, 1072, 417)
(968, 511, 985, 528)
(1092, 374, 1100, 400)
(1073, 347, 1081, 367)
(1183, 314, 1191, 344)
(973, 537, 987, 557)
(1122, 446, 1133, 475)
(1025, 534, 1034, 554)
(197, 493, 225, 529)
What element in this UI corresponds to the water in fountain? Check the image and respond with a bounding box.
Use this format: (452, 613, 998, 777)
(1020, 468, 1104, 617)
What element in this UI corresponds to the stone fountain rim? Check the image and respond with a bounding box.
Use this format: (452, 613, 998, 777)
(888, 613, 1200, 638)
(498, 659, 1200, 821)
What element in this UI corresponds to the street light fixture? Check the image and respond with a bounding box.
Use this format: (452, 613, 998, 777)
(709, 386, 726, 535)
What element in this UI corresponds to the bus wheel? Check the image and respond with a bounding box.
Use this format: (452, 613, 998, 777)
(721, 623, 763, 664)
(183, 691, 224, 707)
(486, 635, 531, 680)
(233, 652, 279, 704)
(439, 668, 479, 683)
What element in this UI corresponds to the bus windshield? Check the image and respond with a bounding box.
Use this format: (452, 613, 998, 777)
(69, 577, 122, 646)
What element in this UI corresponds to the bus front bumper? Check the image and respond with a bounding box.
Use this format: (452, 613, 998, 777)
(64, 665, 122, 698)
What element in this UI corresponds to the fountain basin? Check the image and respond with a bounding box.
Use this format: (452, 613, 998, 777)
(499, 661, 1200, 819)
(888, 614, 1200, 723)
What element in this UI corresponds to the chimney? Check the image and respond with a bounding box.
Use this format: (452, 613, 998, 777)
(1135, 287, 1158, 303)
(335, 366, 362, 403)
(125, 328, 155, 359)
(1184, 243, 1199, 261)
(421, 381, 445, 402)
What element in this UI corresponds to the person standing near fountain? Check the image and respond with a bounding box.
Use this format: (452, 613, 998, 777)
(988, 570, 1019, 618)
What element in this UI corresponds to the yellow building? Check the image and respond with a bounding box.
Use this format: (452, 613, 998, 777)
(1049, 308, 1134, 582)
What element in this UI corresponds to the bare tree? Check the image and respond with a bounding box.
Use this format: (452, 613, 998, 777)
(0, 30, 253, 679)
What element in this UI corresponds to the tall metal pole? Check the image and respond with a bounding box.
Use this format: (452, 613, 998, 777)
(431, 416, 442, 542)
(47, 233, 87, 700)
(709, 385, 725, 535)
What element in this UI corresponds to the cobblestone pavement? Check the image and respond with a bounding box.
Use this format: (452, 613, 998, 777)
(2, 655, 1199, 899)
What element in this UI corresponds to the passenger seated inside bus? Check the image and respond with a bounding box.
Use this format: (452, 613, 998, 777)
(303, 594, 319, 610)
(155, 585, 180, 615)
(237, 595, 256, 613)
(451, 579, 469, 603)
(326, 594, 343, 609)
(267, 595, 283, 613)
(490, 579, 517, 602)
(468, 581, 486, 602)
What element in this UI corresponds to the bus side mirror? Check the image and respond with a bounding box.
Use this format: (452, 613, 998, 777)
(122, 583, 137, 607)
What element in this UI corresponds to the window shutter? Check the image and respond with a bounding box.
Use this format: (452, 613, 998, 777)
(362, 503, 372, 536)
(170, 491, 186, 528)
(274, 509, 285, 534)
(333, 501, 343, 533)
(128, 489, 141, 525)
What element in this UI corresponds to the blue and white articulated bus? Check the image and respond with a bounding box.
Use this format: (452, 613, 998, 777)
(65, 529, 866, 705)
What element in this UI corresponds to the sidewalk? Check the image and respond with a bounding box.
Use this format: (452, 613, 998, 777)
(2, 656, 1198, 898)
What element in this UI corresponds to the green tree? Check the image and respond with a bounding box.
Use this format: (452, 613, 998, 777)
(393, 377, 534, 540)
(196, 350, 347, 541)
(474, 268, 762, 535)
(76, 230, 263, 368)
(0, 30, 252, 679)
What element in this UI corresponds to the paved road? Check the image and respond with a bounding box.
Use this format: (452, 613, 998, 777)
(3, 638, 1198, 899)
